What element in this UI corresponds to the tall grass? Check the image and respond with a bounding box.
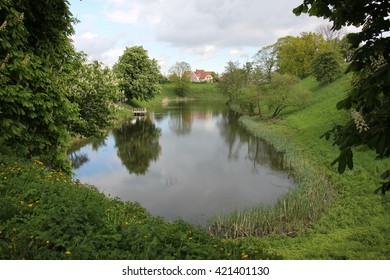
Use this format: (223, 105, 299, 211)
(208, 116, 335, 238)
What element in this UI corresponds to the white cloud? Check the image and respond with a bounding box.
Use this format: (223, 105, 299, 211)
(72, 32, 118, 63)
(101, 48, 124, 66)
(189, 44, 217, 59)
(229, 48, 248, 58)
(70, 0, 329, 72)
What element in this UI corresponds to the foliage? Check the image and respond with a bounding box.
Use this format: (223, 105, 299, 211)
(263, 73, 312, 118)
(168, 61, 192, 97)
(0, 0, 79, 171)
(0, 155, 275, 260)
(312, 51, 343, 84)
(294, 0, 390, 193)
(114, 46, 161, 101)
(237, 86, 261, 116)
(315, 24, 346, 46)
(276, 32, 330, 78)
(211, 75, 389, 259)
(253, 44, 278, 82)
(67, 59, 120, 137)
(218, 61, 246, 103)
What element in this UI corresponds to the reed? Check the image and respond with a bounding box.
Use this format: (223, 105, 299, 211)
(208, 116, 335, 238)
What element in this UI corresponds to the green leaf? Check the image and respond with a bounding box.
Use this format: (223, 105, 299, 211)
(346, 149, 353, 170)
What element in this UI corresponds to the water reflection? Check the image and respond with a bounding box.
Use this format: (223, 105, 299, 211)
(68, 137, 108, 169)
(69, 100, 294, 225)
(218, 110, 286, 171)
(112, 118, 161, 175)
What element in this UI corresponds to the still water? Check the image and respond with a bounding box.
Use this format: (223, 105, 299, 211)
(69, 100, 294, 225)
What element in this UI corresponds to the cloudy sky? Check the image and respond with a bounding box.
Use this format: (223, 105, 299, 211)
(69, 0, 329, 74)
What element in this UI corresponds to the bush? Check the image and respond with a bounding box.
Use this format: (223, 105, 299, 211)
(312, 51, 342, 84)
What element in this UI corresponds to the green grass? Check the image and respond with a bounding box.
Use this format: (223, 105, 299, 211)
(212, 74, 390, 259)
(2, 75, 389, 259)
(0, 155, 277, 260)
(129, 83, 224, 109)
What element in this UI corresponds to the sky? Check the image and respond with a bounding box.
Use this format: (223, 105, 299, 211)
(69, 0, 330, 75)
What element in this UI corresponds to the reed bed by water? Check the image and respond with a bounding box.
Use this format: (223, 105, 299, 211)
(208, 116, 335, 238)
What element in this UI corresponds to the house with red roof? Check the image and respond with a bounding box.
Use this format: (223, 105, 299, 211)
(191, 69, 215, 83)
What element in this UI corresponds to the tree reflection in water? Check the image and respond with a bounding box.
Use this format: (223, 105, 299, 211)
(218, 110, 286, 173)
(68, 137, 107, 169)
(112, 117, 161, 175)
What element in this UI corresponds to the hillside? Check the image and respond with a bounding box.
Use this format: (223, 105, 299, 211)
(237, 75, 390, 259)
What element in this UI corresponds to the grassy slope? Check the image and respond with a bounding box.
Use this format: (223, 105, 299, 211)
(243, 75, 390, 259)
(129, 83, 223, 108)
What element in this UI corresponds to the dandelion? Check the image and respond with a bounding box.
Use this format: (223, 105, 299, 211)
(28, 203, 33, 207)
(34, 159, 44, 165)
(188, 237, 193, 240)
(46, 240, 50, 245)
(65, 251, 72, 255)
(124, 221, 129, 225)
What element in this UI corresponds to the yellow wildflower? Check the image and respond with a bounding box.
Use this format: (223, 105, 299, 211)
(65, 251, 72, 255)
(28, 203, 33, 207)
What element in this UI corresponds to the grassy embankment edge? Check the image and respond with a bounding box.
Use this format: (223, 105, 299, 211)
(210, 75, 389, 259)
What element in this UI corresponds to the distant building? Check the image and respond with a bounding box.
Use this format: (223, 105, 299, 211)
(189, 69, 215, 83)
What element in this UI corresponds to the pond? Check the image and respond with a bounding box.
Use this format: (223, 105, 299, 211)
(69, 100, 294, 225)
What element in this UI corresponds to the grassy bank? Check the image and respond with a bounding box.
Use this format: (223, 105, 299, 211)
(0, 155, 276, 260)
(129, 83, 223, 108)
(210, 75, 389, 259)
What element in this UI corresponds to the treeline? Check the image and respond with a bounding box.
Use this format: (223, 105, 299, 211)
(219, 26, 348, 117)
(0, 1, 161, 171)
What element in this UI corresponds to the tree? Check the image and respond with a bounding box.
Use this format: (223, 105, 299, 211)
(263, 73, 312, 118)
(312, 50, 343, 84)
(114, 46, 161, 101)
(0, 0, 79, 171)
(316, 24, 346, 46)
(294, 0, 390, 193)
(67, 59, 120, 137)
(218, 61, 246, 103)
(168, 61, 191, 97)
(253, 44, 278, 82)
(276, 32, 330, 78)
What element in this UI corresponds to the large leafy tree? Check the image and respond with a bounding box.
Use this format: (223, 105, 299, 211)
(114, 46, 161, 101)
(294, 0, 390, 193)
(0, 0, 78, 170)
(218, 61, 246, 103)
(276, 32, 330, 78)
(67, 59, 120, 137)
(253, 44, 278, 82)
